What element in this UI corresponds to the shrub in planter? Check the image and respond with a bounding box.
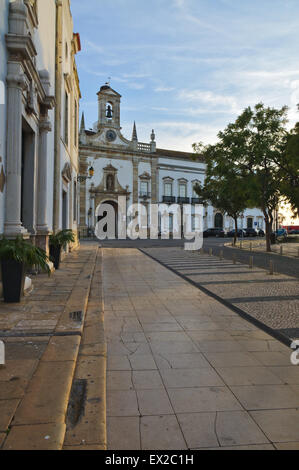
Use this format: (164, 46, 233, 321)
(49, 230, 75, 270)
(0, 237, 50, 303)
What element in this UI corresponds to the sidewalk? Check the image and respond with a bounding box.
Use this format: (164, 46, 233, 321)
(226, 239, 299, 259)
(103, 248, 299, 450)
(0, 242, 106, 450)
(144, 247, 299, 342)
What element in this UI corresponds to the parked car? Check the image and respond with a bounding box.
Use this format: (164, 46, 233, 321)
(227, 229, 246, 238)
(258, 229, 265, 237)
(244, 228, 259, 237)
(288, 229, 299, 235)
(275, 228, 287, 237)
(203, 228, 226, 238)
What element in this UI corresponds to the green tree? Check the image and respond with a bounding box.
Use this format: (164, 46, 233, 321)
(194, 103, 289, 252)
(279, 121, 299, 218)
(192, 142, 250, 246)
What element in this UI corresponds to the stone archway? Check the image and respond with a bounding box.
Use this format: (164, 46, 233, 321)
(214, 213, 223, 228)
(96, 200, 119, 239)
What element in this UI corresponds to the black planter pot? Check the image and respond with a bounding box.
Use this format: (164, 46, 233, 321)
(1, 259, 26, 303)
(49, 244, 62, 270)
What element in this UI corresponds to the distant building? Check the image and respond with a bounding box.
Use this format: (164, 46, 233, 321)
(79, 84, 265, 236)
(0, 0, 81, 252)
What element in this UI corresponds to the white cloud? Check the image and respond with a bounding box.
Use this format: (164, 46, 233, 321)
(179, 89, 239, 114)
(154, 86, 175, 92)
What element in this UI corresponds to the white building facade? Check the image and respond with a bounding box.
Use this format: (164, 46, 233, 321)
(79, 86, 266, 237)
(0, 0, 81, 252)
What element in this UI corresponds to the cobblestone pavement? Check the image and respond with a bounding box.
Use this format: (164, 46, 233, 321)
(143, 247, 299, 342)
(103, 248, 299, 451)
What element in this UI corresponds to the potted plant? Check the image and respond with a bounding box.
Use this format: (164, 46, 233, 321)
(49, 229, 75, 270)
(0, 237, 50, 303)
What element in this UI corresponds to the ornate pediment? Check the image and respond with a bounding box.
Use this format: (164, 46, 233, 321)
(62, 162, 72, 183)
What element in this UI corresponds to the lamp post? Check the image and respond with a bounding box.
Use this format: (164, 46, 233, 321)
(77, 166, 94, 183)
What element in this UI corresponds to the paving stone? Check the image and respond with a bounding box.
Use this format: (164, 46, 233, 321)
(250, 351, 292, 367)
(3, 423, 66, 450)
(250, 409, 299, 442)
(140, 415, 187, 450)
(269, 366, 299, 384)
(0, 359, 38, 381)
(128, 354, 157, 371)
(204, 351, 263, 368)
(13, 361, 75, 425)
(0, 378, 28, 399)
(42, 336, 80, 362)
(0, 399, 19, 432)
(274, 442, 299, 450)
(216, 366, 283, 386)
(132, 371, 164, 390)
(107, 355, 131, 371)
(137, 389, 173, 416)
(231, 384, 299, 410)
(160, 368, 224, 389)
(107, 371, 134, 390)
(154, 353, 211, 370)
(107, 417, 140, 450)
(107, 390, 139, 417)
(168, 387, 242, 413)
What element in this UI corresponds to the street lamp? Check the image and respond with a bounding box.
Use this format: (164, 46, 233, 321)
(77, 166, 94, 183)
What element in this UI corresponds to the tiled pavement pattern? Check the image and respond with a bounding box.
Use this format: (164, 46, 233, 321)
(103, 248, 299, 451)
(143, 247, 299, 341)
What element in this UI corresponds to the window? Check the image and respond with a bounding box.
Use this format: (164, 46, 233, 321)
(106, 102, 113, 119)
(140, 181, 148, 195)
(179, 184, 187, 198)
(64, 92, 69, 145)
(164, 182, 172, 197)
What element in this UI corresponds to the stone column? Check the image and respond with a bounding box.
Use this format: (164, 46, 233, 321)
(36, 119, 52, 253)
(4, 65, 28, 238)
(132, 157, 139, 205)
(151, 158, 158, 204)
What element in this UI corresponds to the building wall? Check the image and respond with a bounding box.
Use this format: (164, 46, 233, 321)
(0, 0, 9, 234)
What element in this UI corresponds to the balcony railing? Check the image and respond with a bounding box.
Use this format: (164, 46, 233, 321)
(177, 197, 190, 204)
(139, 191, 151, 199)
(162, 196, 176, 204)
(191, 197, 202, 204)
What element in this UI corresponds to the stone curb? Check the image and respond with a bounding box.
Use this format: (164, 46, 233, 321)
(63, 247, 107, 450)
(1, 244, 99, 451)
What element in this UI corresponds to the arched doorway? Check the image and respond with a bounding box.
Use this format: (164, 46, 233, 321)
(96, 200, 118, 239)
(214, 213, 223, 228)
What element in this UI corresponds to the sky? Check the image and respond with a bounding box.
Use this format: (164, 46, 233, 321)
(71, 0, 299, 152)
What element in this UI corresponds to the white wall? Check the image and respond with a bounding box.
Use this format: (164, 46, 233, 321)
(0, 0, 9, 234)
(34, 0, 56, 231)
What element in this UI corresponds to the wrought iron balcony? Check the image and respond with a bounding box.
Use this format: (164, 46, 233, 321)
(177, 197, 190, 204)
(139, 191, 151, 199)
(191, 197, 202, 204)
(162, 196, 176, 204)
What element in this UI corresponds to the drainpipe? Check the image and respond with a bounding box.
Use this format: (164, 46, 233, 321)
(53, 0, 63, 233)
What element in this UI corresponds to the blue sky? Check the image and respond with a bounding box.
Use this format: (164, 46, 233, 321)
(71, 0, 299, 151)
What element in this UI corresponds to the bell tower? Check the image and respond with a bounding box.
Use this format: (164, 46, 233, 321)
(97, 83, 121, 131)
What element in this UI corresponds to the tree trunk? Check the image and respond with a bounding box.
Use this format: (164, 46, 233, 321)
(234, 216, 238, 246)
(264, 213, 272, 252)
